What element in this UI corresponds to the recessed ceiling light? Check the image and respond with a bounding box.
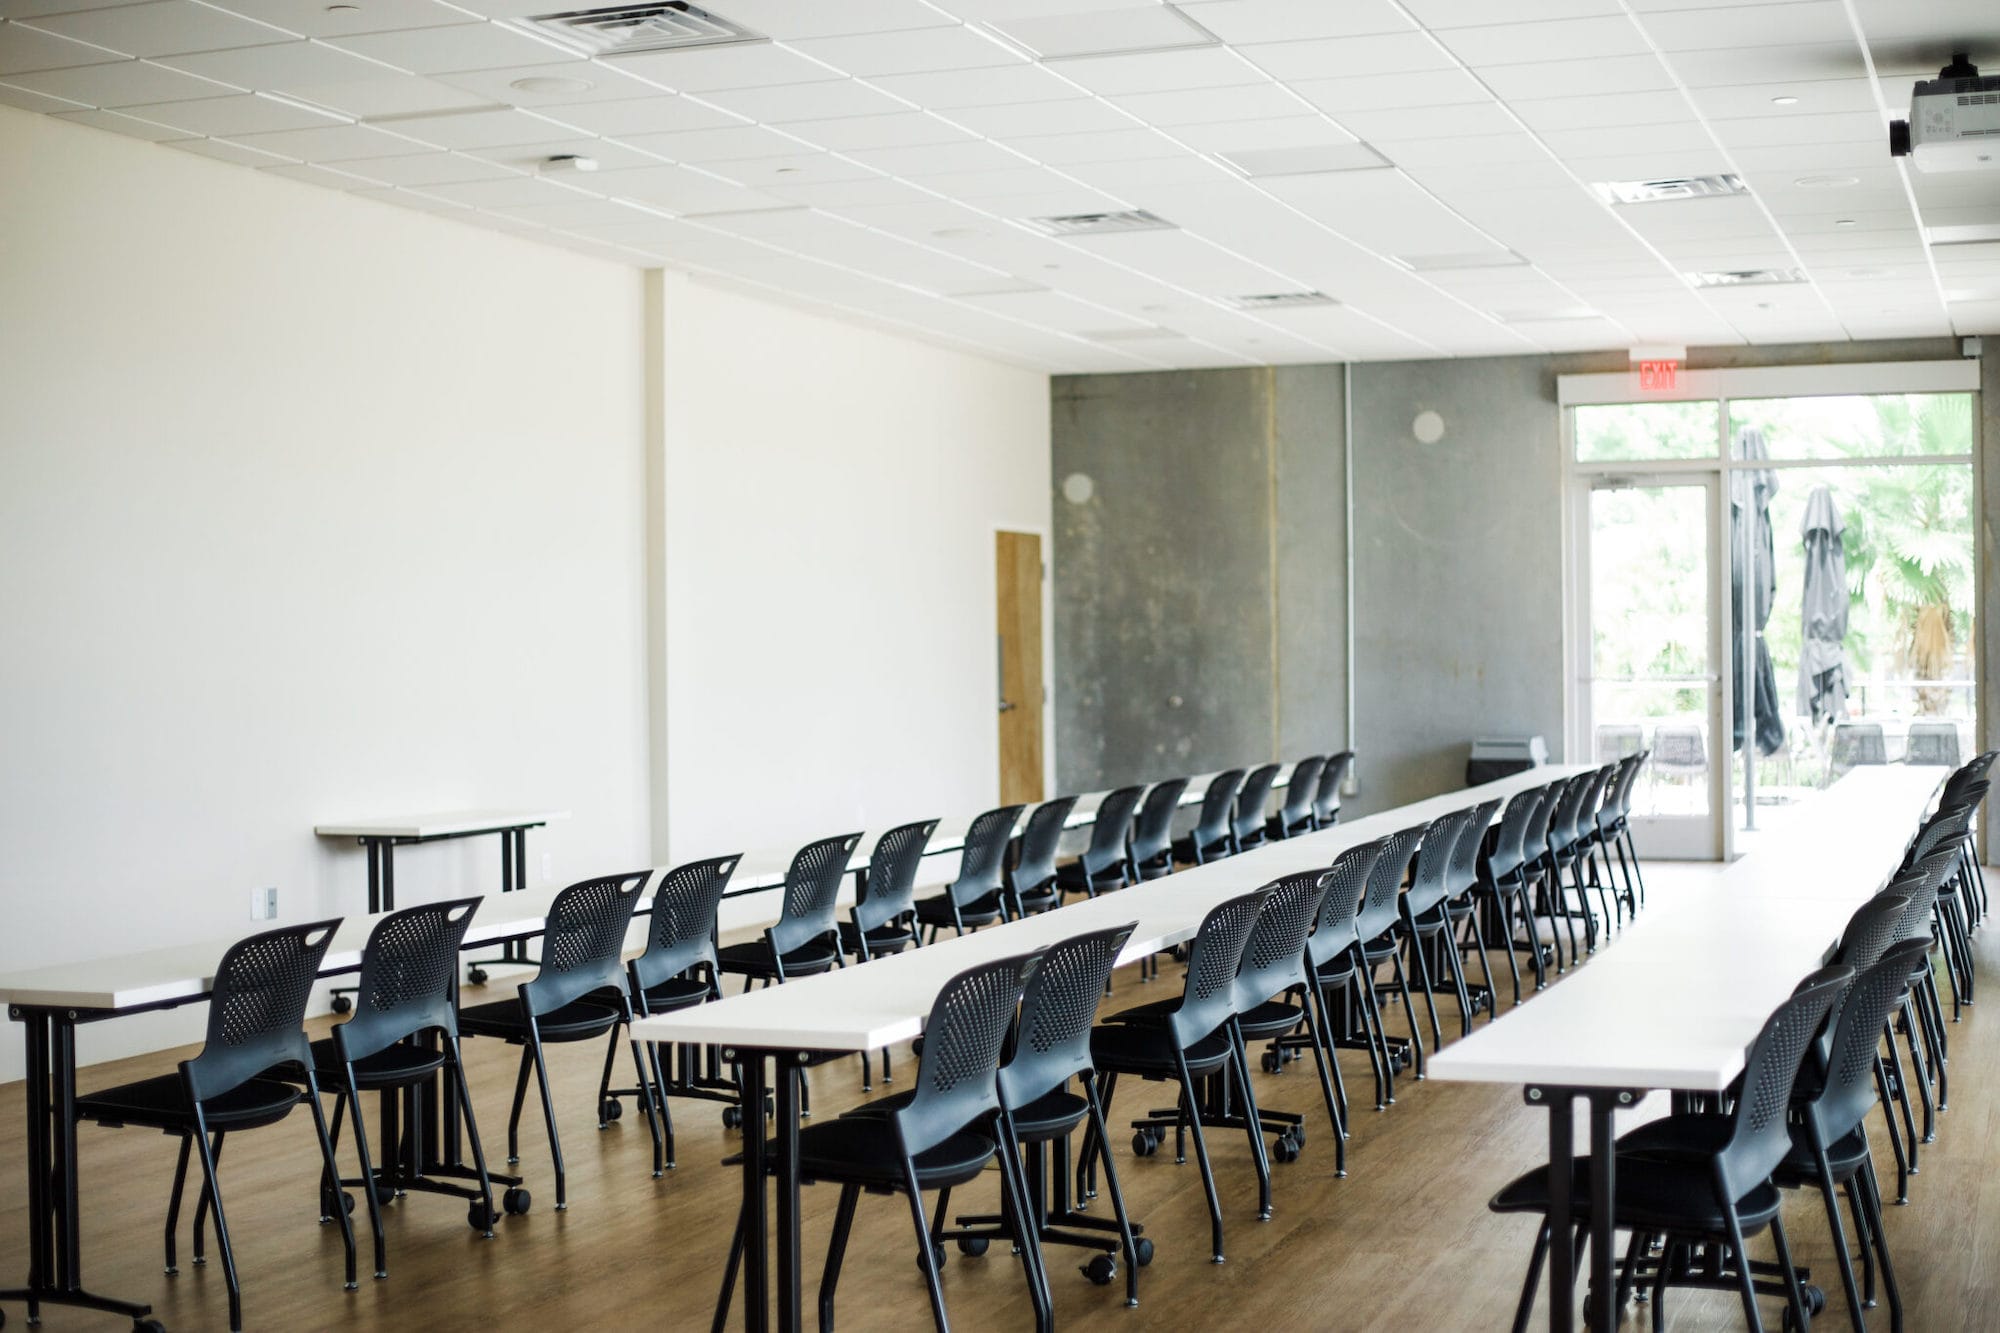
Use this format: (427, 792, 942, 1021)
(1771, 95, 1799, 106)
(1793, 174, 1860, 189)
(1834, 218, 1858, 227)
(774, 166, 798, 174)
(1756, 301, 1775, 309)
(325, 3, 360, 10)
(511, 75, 594, 94)
(1686, 268, 1808, 288)
(1021, 210, 1174, 238)
(1226, 291, 1338, 310)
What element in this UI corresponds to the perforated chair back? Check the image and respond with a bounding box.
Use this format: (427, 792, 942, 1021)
(1575, 766, 1614, 844)
(1595, 723, 1643, 764)
(1450, 798, 1502, 898)
(1234, 872, 1330, 1013)
(1547, 773, 1591, 855)
(1522, 783, 1561, 866)
(336, 898, 482, 1064)
(635, 855, 737, 992)
(1942, 754, 1997, 806)
(1905, 719, 1961, 768)
(1187, 769, 1246, 857)
(1595, 760, 1634, 835)
(1079, 786, 1144, 882)
(856, 822, 936, 936)
(1131, 777, 1189, 873)
(1652, 723, 1707, 774)
(1274, 755, 1325, 834)
(1486, 789, 1540, 884)
(1404, 808, 1467, 919)
(1356, 823, 1427, 943)
(1834, 892, 1914, 976)
(182, 919, 342, 1103)
(1165, 887, 1271, 1050)
(523, 871, 648, 1016)
(941, 806, 1024, 910)
(895, 950, 1042, 1158)
(1232, 762, 1283, 846)
(1810, 942, 1925, 1147)
(1904, 801, 1976, 869)
(1314, 751, 1354, 826)
(999, 922, 1136, 1109)
(1891, 849, 1959, 938)
(770, 834, 862, 957)
(1832, 722, 1888, 772)
(1308, 840, 1383, 971)
(1713, 965, 1850, 1202)
(1010, 800, 1076, 905)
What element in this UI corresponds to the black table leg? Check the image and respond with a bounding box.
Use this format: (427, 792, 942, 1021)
(1530, 1084, 1635, 1333)
(2, 1007, 155, 1328)
(726, 1049, 771, 1333)
(775, 1053, 804, 1332)
(382, 839, 396, 913)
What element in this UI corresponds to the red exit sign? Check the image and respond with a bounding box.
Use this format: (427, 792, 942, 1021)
(1638, 359, 1680, 391)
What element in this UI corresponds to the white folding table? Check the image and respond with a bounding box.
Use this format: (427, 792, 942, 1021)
(1428, 765, 1946, 1333)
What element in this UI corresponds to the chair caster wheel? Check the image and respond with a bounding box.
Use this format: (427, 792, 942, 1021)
(164, 1265, 178, 1276)
(469, 1200, 499, 1231)
(918, 1243, 947, 1271)
(1132, 1129, 1160, 1157)
(956, 1236, 989, 1257)
(722, 1105, 743, 1130)
(1082, 1254, 1117, 1286)
(135, 1321, 167, 1333)
(374, 1183, 397, 1208)
(1290, 1124, 1306, 1147)
(600, 1098, 623, 1123)
(502, 1187, 532, 1215)
(1261, 1050, 1282, 1074)
(1133, 1237, 1155, 1266)
(1272, 1133, 1300, 1164)
(331, 994, 353, 1015)
(467, 967, 488, 985)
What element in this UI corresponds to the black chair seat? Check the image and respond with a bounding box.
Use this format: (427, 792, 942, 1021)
(76, 1074, 302, 1132)
(1090, 1022, 1230, 1076)
(840, 1084, 1088, 1143)
(791, 1117, 998, 1189)
(715, 938, 840, 978)
(1171, 835, 1229, 863)
(837, 920, 914, 956)
(1617, 1112, 1873, 1184)
(1310, 954, 1359, 986)
(913, 894, 1005, 928)
(1235, 998, 1305, 1041)
(1491, 1155, 1783, 1234)
(458, 994, 622, 1043)
(639, 975, 713, 1012)
(1055, 862, 1122, 894)
(309, 1037, 445, 1089)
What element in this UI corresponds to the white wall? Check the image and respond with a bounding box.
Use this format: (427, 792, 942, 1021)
(655, 273, 1052, 859)
(0, 107, 653, 1076)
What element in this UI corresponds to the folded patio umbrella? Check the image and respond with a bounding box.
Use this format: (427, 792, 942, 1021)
(1797, 483, 1848, 726)
(1731, 427, 1785, 756)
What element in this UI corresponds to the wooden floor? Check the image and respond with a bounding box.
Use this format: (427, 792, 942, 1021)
(4, 866, 1996, 1331)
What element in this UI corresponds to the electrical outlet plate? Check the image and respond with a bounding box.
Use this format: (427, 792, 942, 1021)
(250, 886, 277, 921)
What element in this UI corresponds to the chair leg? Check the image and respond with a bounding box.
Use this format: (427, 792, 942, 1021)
(1303, 988, 1348, 1174)
(1385, 947, 1427, 1079)
(1810, 1146, 1865, 1333)
(1441, 918, 1478, 1037)
(163, 1133, 192, 1275)
(713, 1194, 747, 1333)
(340, 1068, 389, 1280)
(193, 1130, 225, 1265)
(1495, 885, 1526, 1004)
(1172, 1052, 1228, 1263)
(1874, 1054, 1911, 1204)
(1082, 1072, 1143, 1307)
(1400, 923, 1446, 1055)
(1465, 901, 1499, 1021)
(1883, 1031, 1921, 1179)
(992, 1113, 1053, 1333)
(1720, 1205, 1767, 1333)
(819, 1183, 860, 1332)
(1225, 1024, 1273, 1221)
(444, 1034, 499, 1236)
(898, 1157, 953, 1333)
(1768, 1213, 1812, 1333)
(189, 1109, 247, 1333)
(524, 1023, 570, 1211)
(1843, 1175, 1875, 1310)
(506, 1045, 533, 1165)
(1512, 1221, 1551, 1333)
(302, 1068, 360, 1292)
(595, 1023, 622, 1128)
(1355, 960, 1395, 1107)
(1859, 1159, 1903, 1333)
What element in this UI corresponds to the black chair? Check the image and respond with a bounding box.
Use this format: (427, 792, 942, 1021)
(1267, 839, 1385, 1120)
(1516, 783, 1579, 972)
(1129, 777, 1189, 881)
(1491, 966, 1850, 1333)
(458, 872, 657, 1211)
(1313, 750, 1354, 828)
(1595, 752, 1649, 913)
(1229, 871, 1343, 1173)
(315, 899, 502, 1282)
(1353, 823, 1429, 1100)
(1230, 761, 1283, 852)
(1173, 769, 1246, 865)
(923, 923, 1150, 1305)
(1056, 786, 1143, 899)
(1009, 799, 1077, 917)
(1569, 764, 1623, 933)
(77, 921, 356, 1333)
(1266, 755, 1326, 840)
(1543, 773, 1603, 954)
(1441, 798, 1503, 1029)
(1477, 789, 1546, 1002)
(1393, 807, 1475, 1055)
(841, 822, 936, 961)
(717, 834, 859, 985)
(1085, 887, 1272, 1264)
(916, 805, 1025, 939)
(600, 854, 738, 1170)
(717, 951, 1051, 1333)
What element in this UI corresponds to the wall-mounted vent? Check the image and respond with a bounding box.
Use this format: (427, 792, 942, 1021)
(523, 2, 763, 58)
(1686, 268, 1808, 288)
(1020, 209, 1175, 237)
(1226, 290, 1338, 309)
(1591, 174, 1747, 205)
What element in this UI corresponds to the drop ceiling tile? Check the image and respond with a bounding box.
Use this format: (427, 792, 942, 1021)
(942, 96, 1136, 138)
(584, 162, 793, 213)
(1331, 100, 1518, 142)
(1239, 32, 1455, 81)
(416, 171, 588, 206)
(1693, 78, 1879, 120)
(351, 183, 469, 211)
(330, 148, 513, 184)
(694, 151, 883, 189)
(0, 76, 84, 109)
(1060, 153, 1231, 190)
(227, 118, 435, 158)
(986, 6, 1225, 59)
(1107, 81, 1307, 125)
(762, 174, 943, 208)
(1400, 157, 1578, 193)
(695, 75, 910, 123)
(1387, 132, 1553, 168)
(326, 22, 578, 76)
(1056, 45, 1264, 95)
(161, 37, 413, 91)
(868, 62, 1086, 108)
(846, 138, 1030, 176)
(433, 58, 672, 107)
(793, 25, 1025, 79)
(207, 0, 471, 39)
(1170, 114, 1353, 153)
(1402, 0, 1620, 25)
(49, 103, 182, 134)
(1288, 68, 1495, 113)
(1175, 0, 1414, 42)
(1477, 54, 1675, 101)
(460, 134, 660, 172)
(605, 42, 846, 93)
(620, 122, 814, 163)
(360, 105, 568, 149)
(496, 194, 661, 229)
(669, 0, 953, 41)
(532, 93, 740, 136)
(165, 132, 294, 165)
(0, 19, 121, 73)
(1437, 16, 1651, 67)
(258, 159, 383, 187)
(920, 163, 1092, 200)
(1564, 150, 1734, 180)
(1661, 43, 1859, 88)
(1540, 121, 1714, 159)
(28, 1, 292, 58)
(119, 89, 344, 134)
(278, 72, 487, 117)
(1639, 1, 1853, 50)
(1002, 126, 1185, 165)
(3, 0, 157, 15)
(7, 56, 240, 103)
(1509, 89, 1692, 132)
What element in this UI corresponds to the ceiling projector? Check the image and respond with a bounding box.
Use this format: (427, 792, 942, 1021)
(1890, 53, 2000, 172)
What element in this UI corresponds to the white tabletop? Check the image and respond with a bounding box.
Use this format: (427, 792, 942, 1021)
(631, 764, 1584, 1054)
(1427, 765, 1945, 1093)
(314, 809, 572, 839)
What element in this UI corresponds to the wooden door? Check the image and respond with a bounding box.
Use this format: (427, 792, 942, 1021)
(996, 531, 1045, 805)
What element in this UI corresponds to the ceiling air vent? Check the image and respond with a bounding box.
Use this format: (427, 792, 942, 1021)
(523, 2, 763, 58)
(1591, 174, 1747, 205)
(1020, 210, 1175, 237)
(1226, 291, 1338, 309)
(1686, 268, 1808, 288)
